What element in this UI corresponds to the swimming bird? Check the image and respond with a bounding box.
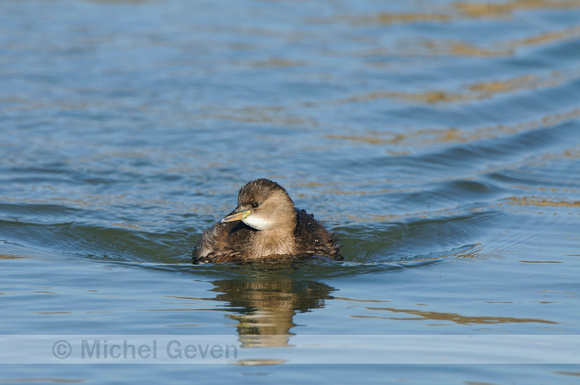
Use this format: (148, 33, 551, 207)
(192, 178, 342, 264)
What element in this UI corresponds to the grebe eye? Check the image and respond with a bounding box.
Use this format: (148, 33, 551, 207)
(251, 202, 259, 208)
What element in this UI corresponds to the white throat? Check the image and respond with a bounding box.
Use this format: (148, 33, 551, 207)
(242, 215, 273, 231)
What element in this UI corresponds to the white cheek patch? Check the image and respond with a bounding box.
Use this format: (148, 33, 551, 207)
(242, 215, 272, 230)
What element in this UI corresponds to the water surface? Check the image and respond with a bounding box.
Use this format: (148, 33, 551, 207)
(1, 0, 580, 383)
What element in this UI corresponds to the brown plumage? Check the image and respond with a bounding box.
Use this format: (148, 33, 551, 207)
(192, 179, 342, 264)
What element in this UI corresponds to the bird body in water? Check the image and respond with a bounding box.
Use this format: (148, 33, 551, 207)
(192, 179, 342, 264)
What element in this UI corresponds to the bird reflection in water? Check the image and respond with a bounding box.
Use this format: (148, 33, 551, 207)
(210, 277, 336, 347)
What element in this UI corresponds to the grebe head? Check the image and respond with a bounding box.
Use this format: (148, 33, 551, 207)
(221, 179, 296, 231)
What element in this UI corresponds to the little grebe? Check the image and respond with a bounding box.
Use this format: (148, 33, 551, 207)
(192, 179, 342, 264)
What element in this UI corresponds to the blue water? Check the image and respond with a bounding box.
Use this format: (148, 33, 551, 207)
(2, 0, 580, 383)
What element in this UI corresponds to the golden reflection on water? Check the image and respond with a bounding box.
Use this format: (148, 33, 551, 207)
(351, 306, 557, 325)
(363, 12, 451, 25)
(211, 278, 335, 348)
(0, 254, 26, 260)
(327, 106, 580, 148)
(200, 105, 317, 127)
(553, 371, 580, 377)
(336, 67, 580, 106)
(346, 0, 580, 25)
(454, 0, 580, 18)
(422, 25, 580, 57)
(250, 57, 305, 68)
(502, 196, 580, 208)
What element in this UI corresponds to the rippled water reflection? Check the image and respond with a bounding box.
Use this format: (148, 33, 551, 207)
(2, 0, 580, 383)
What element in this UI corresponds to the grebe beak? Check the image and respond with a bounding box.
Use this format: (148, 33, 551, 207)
(221, 208, 251, 223)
